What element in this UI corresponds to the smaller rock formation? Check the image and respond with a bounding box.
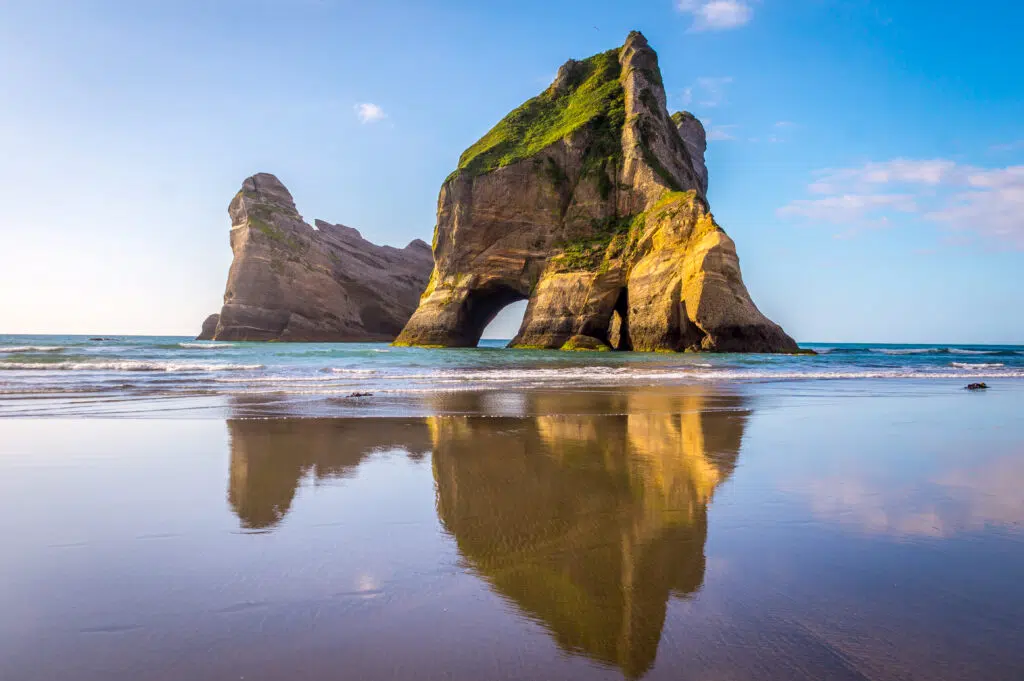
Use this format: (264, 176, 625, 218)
(196, 314, 219, 340)
(671, 111, 708, 194)
(208, 173, 433, 342)
(966, 383, 989, 391)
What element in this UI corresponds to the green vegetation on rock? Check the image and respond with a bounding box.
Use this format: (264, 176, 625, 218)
(670, 111, 696, 127)
(551, 213, 644, 272)
(454, 48, 626, 178)
(250, 216, 304, 252)
(561, 335, 611, 352)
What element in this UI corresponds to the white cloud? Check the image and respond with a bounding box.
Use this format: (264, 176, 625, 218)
(706, 123, 738, 141)
(774, 120, 796, 128)
(676, 76, 733, 112)
(779, 158, 1024, 247)
(677, 0, 754, 31)
(354, 102, 386, 124)
(779, 193, 918, 223)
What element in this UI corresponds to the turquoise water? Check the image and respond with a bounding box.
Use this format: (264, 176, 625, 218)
(1, 334, 1022, 416)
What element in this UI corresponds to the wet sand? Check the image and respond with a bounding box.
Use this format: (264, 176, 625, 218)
(1, 383, 1022, 680)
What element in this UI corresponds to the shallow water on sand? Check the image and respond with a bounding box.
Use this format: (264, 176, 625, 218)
(1, 385, 1022, 680)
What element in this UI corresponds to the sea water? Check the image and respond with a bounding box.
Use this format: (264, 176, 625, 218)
(1, 334, 1023, 416)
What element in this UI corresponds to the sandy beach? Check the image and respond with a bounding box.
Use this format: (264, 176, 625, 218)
(1, 381, 1021, 680)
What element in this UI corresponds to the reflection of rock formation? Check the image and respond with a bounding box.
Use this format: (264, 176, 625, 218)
(224, 392, 748, 677)
(430, 390, 748, 678)
(226, 419, 431, 529)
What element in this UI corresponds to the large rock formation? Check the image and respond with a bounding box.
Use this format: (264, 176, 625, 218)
(396, 32, 796, 352)
(209, 173, 433, 342)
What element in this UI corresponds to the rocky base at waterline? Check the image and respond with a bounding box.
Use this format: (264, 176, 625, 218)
(196, 314, 220, 341)
(206, 173, 433, 342)
(395, 31, 796, 353)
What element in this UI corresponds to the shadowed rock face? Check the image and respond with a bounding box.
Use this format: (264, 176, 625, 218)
(396, 32, 796, 353)
(211, 173, 433, 342)
(671, 111, 708, 195)
(195, 313, 219, 340)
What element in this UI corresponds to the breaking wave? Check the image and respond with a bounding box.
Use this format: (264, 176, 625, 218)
(178, 342, 236, 349)
(0, 346, 65, 353)
(950, 362, 1005, 369)
(0, 361, 263, 372)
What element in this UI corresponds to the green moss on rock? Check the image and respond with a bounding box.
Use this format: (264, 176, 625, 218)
(561, 335, 611, 351)
(455, 48, 626, 178)
(250, 216, 304, 252)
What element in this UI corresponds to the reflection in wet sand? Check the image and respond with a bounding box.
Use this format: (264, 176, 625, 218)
(429, 390, 748, 678)
(227, 419, 431, 529)
(224, 389, 748, 676)
(801, 453, 1024, 538)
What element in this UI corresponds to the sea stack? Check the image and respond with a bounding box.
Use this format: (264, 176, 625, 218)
(207, 173, 433, 342)
(396, 32, 796, 352)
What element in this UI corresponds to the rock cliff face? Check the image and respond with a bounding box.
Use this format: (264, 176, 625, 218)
(395, 32, 796, 352)
(209, 173, 433, 342)
(196, 313, 219, 340)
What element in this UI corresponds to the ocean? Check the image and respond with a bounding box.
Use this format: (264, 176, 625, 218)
(1, 334, 1022, 417)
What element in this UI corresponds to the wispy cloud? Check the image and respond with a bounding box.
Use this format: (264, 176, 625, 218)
(990, 140, 1024, 153)
(774, 120, 796, 128)
(354, 102, 386, 124)
(676, 0, 754, 31)
(780, 193, 918, 223)
(680, 86, 694, 107)
(704, 121, 739, 141)
(677, 76, 733, 111)
(779, 158, 1024, 247)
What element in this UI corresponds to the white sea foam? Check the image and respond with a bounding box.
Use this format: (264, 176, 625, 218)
(950, 362, 1005, 369)
(211, 365, 1024, 389)
(0, 346, 65, 353)
(948, 348, 997, 355)
(215, 374, 357, 383)
(869, 348, 942, 355)
(178, 342, 235, 349)
(0, 361, 263, 372)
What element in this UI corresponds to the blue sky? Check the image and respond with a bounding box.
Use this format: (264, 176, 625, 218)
(1, 0, 1021, 343)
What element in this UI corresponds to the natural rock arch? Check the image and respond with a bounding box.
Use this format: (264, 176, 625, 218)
(446, 281, 529, 347)
(395, 32, 796, 353)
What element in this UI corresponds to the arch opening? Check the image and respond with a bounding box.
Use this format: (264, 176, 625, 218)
(609, 287, 632, 351)
(481, 299, 529, 345)
(459, 283, 528, 348)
